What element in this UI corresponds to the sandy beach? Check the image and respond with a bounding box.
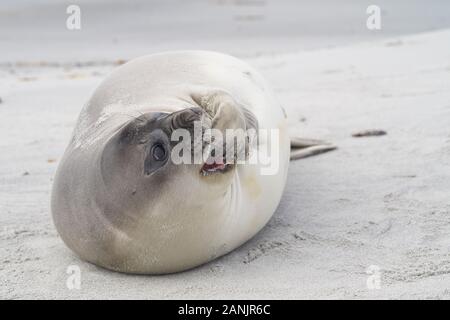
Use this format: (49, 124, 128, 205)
(1, 0, 450, 299)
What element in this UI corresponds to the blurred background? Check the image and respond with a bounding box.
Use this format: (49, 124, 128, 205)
(1, 0, 450, 62)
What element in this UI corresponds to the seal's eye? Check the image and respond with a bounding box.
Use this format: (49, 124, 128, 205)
(151, 143, 166, 161)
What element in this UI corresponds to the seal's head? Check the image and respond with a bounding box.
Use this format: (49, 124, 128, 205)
(101, 90, 255, 203)
(101, 107, 238, 199)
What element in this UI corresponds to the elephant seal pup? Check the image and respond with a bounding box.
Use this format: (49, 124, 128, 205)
(52, 51, 331, 274)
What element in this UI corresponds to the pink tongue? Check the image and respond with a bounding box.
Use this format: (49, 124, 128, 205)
(202, 161, 226, 172)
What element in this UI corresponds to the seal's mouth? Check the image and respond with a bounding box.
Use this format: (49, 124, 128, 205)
(200, 158, 234, 176)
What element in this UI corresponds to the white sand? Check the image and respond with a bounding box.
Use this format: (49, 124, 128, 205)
(1, 28, 449, 299)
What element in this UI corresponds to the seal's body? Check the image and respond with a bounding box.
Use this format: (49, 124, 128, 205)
(52, 51, 290, 274)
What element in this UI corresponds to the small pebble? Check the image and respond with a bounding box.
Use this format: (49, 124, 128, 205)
(352, 129, 387, 137)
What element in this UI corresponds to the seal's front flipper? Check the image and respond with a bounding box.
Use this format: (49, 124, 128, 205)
(290, 137, 336, 160)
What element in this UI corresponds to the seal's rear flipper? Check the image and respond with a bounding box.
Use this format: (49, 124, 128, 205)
(290, 137, 337, 160)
